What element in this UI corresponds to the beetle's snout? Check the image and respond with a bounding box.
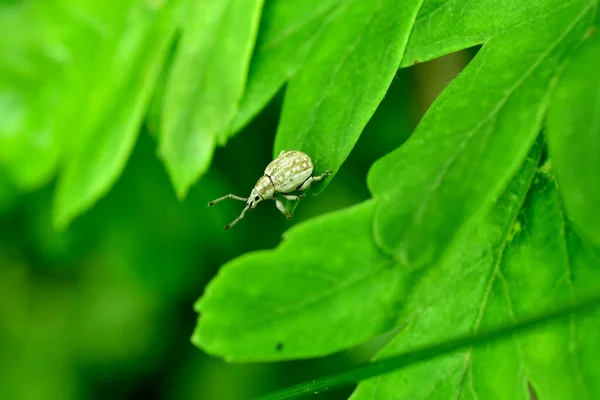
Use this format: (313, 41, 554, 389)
(248, 196, 261, 209)
(248, 189, 262, 209)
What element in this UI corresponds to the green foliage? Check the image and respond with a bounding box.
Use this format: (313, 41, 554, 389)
(273, 0, 422, 181)
(194, 200, 404, 361)
(160, 0, 264, 198)
(2, 0, 600, 398)
(0, 0, 72, 189)
(353, 147, 600, 399)
(370, 0, 594, 269)
(53, 1, 181, 228)
(231, 0, 342, 132)
(547, 34, 600, 247)
(194, 0, 600, 397)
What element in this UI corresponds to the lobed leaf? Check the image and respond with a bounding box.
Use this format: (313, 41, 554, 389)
(353, 150, 600, 399)
(400, 1, 588, 65)
(159, 0, 264, 199)
(273, 0, 424, 189)
(193, 200, 405, 361)
(369, 0, 595, 269)
(546, 34, 600, 246)
(260, 294, 600, 400)
(193, 2, 600, 393)
(52, 1, 181, 229)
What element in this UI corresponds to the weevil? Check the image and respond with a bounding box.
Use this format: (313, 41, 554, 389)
(208, 150, 332, 230)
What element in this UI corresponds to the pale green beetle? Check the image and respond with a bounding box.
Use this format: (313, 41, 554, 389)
(208, 150, 331, 230)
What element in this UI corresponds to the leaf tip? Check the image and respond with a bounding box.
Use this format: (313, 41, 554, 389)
(175, 185, 189, 201)
(190, 329, 203, 349)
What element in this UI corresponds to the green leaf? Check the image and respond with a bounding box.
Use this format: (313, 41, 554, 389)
(230, 0, 342, 132)
(352, 164, 600, 399)
(0, 2, 73, 189)
(52, 1, 181, 229)
(400, 1, 585, 66)
(273, 0, 424, 187)
(369, 0, 594, 269)
(194, 0, 598, 363)
(146, 32, 180, 141)
(159, 0, 264, 199)
(258, 294, 600, 400)
(193, 200, 405, 361)
(193, 2, 600, 395)
(546, 35, 600, 246)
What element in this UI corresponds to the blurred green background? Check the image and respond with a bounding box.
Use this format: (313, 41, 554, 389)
(0, 1, 470, 398)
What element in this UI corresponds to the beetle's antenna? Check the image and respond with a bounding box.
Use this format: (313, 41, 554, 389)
(208, 194, 248, 207)
(224, 205, 250, 230)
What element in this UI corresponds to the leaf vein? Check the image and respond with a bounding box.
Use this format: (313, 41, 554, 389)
(454, 144, 541, 398)
(556, 185, 590, 398)
(259, 0, 342, 52)
(238, 260, 395, 330)
(296, 0, 382, 154)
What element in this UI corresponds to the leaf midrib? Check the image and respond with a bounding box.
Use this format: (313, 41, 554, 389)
(453, 153, 542, 398)
(259, 0, 343, 52)
(293, 0, 383, 155)
(556, 180, 590, 398)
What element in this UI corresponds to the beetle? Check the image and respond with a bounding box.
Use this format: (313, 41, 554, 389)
(208, 150, 331, 230)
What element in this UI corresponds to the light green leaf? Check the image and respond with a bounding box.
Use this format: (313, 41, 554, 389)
(546, 35, 600, 246)
(193, 200, 405, 361)
(352, 162, 600, 399)
(146, 32, 180, 141)
(0, 1, 73, 189)
(159, 0, 264, 199)
(369, 0, 594, 269)
(273, 0, 424, 187)
(230, 0, 342, 132)
(52, 1, 181, 229)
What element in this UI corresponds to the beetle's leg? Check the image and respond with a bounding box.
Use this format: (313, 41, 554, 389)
(274, 195, 292, 220)
(297, 170, 332, 191)
(208, 194, 248, 207)
(280, 193, 306, 201)
(225, 205, 250, 230)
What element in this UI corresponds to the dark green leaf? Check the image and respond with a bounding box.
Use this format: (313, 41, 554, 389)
(0, 167, 18, 213)
(546, 35, 600, 246)
(159, 0, 264, 198)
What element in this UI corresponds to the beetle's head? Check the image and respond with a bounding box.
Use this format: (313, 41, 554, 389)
(247, 188, 263, 209)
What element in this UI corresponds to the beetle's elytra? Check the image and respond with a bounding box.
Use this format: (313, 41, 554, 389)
(208, 150, 331, 230)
